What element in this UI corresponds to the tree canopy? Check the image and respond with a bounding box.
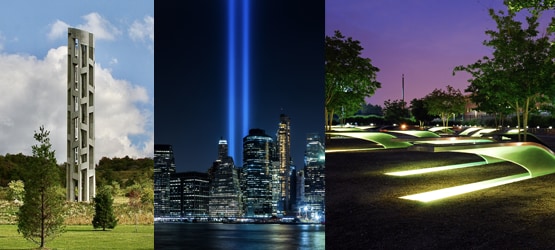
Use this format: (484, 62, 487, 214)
(454, 7, 555, 141)
(325, 30, 381, 130)
(423, 85, 466, 128)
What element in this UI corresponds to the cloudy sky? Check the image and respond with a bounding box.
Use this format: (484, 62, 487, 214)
(0, 1, 153, 164)
(326, 0, 555, 106)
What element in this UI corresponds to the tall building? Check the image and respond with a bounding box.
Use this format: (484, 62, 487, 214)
(154, 144, 176, 217)
(209, 139, 242, 218)
(209, 156, 242, 218)
(304, 133, 325, 217)
(170, 172, 210, 218)
(242, 129, 275, 217)
(67, 28, 95, 202)
(276, 114, 292, 214)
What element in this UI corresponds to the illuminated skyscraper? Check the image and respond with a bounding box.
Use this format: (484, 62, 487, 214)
(209, 139, 243, 218)
(304, 133, 325, 216)
(67, 28, 95, 202)
(170, 172, 210, 218)
(242, 129, 275, 217)
(276, 114, 292, 214)
(154, 144, 176, 217)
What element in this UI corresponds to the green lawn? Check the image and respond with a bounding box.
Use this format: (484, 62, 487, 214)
(0, 224, 153, 249)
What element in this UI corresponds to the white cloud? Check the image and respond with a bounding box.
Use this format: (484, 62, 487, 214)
(48, 20, 70, 41)
(0, 46, 153, 163)
(78, 12, 121, 41)
(47, 13, 121, 41)
(128, 15, 154, 52)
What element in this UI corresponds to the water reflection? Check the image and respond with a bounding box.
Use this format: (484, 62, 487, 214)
(155, 223, 325, 250)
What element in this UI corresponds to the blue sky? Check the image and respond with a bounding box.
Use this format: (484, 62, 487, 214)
(0, 1, 153, 163)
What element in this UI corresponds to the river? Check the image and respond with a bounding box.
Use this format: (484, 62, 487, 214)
(155, 222, 325, 249)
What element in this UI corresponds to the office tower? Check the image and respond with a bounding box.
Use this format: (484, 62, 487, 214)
(154, 144, 176, 217)
(276, 114, 292, 214)
(170, 172, 210, 218)
(67, 28, 95, 202)
(242, 129, 275, 217)
(295, 170, 305, 212)
(304, 133, 325, 218)
(209, 140, 242, 218)
(218, 138, 228, 160)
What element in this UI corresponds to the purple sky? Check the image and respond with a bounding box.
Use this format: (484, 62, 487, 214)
(326, 0, 554, 106)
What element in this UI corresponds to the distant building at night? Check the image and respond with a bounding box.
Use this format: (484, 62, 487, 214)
(209, 139, 243, 218)
(294, 170, 305, 212)
(303, 133, 325, 218)
(276, 114, 293, 214)
(154, 144, 176, 217)
(169, 171, 210, 218)
(241, 128, 276, 217)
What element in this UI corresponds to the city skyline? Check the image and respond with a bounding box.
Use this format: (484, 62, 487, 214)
(326, 0, 555, 106)
(155, 1, 324, 173)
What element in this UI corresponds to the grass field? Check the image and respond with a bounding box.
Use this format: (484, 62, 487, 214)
(0, 224, 153, 250)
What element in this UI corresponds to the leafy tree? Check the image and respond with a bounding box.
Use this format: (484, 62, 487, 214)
(126, 175, 153, 232)
(325, 30, 381, 130)
(410, 98, 436, 128)
(17, 126, 65, 248)
(359, 103, 383, 116)
(382, 99, 410, 124)
(454, 8, 555, 141)
(423, 86, 466, 129)
(7, 180, 24, 202)
(92, 189, 118, 231)
(505, 0, 555, 14)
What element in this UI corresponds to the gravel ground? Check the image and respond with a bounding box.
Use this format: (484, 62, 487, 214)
(326, 136, 555, 249)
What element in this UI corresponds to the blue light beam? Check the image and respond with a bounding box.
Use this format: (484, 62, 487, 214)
(242, 0, 250, 139)
(228, 0, 236, 161)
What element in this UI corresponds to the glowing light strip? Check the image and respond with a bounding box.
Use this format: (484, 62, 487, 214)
(385, 161, 488, 176)
(325, 148, 384, 153)
(400, 173, 531, 202)
(242, 0, 250, 137)
(228, 0, 236, 160)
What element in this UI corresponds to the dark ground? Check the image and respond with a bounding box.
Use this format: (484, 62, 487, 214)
(326, 136, 555, 249)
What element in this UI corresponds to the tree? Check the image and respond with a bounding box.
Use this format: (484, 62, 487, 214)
(325, 30, 381, 130)
(423, 86, 466, 129)
(17, 126, 65, 248)
(504, 0, 555, 14)
(92, 188, 118, 231)
(454, 7, 555, 141)
(126, 174, 153, 232)
(410, 98, 436, 128)
(382, 99, 410, 124)
(7, 180, 24, 202)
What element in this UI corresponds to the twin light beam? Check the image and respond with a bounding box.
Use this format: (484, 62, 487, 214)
(228, 0, 250, 164)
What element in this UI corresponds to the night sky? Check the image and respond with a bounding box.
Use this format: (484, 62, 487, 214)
(155, 1, 324, 173)
(326, 0, 555, 106)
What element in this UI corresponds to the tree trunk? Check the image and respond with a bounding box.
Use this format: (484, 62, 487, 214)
(515, 102, 521, 142)
(523, 97, 530, 142)
(40, 192, 45, 248)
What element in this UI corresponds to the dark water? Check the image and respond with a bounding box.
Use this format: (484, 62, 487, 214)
(155, 223, 325, 250)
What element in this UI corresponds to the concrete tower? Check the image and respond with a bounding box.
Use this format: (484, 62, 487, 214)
(67, 28, 95, 202)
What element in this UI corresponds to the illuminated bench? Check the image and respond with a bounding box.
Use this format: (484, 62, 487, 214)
(397, 141, 555, 202)
(326, 132, 413, 151)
